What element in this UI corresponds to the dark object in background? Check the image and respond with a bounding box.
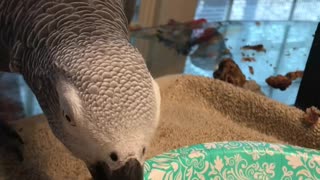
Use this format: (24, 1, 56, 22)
(213, 58, 246, 87)
(156, 19, 204, 55)
(295, 23, 320, 111)
(123, 0, 136, 24)
(0, 48, 10, 72)
(0, 119, 24, 162)
(156, 19, 225, 56)
(249, 66, 254, 75)
(0, 73, 26, 122)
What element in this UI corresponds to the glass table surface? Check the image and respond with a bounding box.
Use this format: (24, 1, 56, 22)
(132, 20, 318, 105)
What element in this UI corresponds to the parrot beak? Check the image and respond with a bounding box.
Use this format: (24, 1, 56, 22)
(88, 159, 143, 180)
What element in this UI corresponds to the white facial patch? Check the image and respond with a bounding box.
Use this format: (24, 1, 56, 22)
(152, 79, 161, 132)
(56, 79, 83, 118)
(54, 77, 162, 167)
(55, 78, 104, 164)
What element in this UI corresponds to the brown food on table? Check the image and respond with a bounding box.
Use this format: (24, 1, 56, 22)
(213, 58, 246, 87)
(266, 70, 304, 90)
(242, 57, 256, 62)
(265, 75, 292, 91)
(241, 44, 266, 53)
(285, 70, 303, 80)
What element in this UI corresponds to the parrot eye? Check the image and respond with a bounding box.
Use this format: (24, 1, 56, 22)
(62, 110, 76, 126)
(110, 152, 119, 162)
(142, 147, 146, 155)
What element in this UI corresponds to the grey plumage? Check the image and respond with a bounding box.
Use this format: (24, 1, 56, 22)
(0, 0, 160, 179)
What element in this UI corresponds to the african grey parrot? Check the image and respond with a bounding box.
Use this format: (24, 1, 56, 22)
(0, 0, 161, 179)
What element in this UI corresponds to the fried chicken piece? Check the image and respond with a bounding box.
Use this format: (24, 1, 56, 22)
(285, 71, 303, 80)
(265, 75, 292, 91)
(213, 58, 246, 87)
(266, 70, 304, 91)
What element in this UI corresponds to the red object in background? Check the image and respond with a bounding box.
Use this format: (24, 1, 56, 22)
(167, 18, 207, 29)
(196, 28, 216, 42)
(136, 18, 224, 56)
(186, 18, 207, 29)
(190, 28, 219, 46)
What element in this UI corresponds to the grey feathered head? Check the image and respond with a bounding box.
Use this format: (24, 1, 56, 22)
(1, 0, 160, 179)
(52, 40, 161, 179)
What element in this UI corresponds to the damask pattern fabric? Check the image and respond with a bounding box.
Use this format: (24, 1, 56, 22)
(144, 141, 320, 179)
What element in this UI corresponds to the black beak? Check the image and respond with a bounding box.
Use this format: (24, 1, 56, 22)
(88, 159, 143, 180)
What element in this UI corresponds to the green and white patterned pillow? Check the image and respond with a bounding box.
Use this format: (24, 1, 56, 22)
(144, 141, 320, 180)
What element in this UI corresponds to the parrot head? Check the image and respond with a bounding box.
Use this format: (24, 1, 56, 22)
(2, 0, 158, 178)
(31, 41, 161, 179)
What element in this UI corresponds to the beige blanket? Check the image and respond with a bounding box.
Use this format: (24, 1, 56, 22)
(1, 75, 319, 179)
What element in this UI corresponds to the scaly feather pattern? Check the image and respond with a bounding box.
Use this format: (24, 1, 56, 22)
(0, 0, 157, 163)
